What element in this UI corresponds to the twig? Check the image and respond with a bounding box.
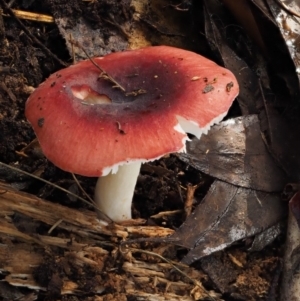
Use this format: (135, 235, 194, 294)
(121, 247, 217, 301)
(2, 9, 54, 22)
(69, 38, 126, 92)
(275, 0, 300, 18)
(48, 219, 63, 234)
(71, 173, 96, 207)
(70, 34, 75, 64)
(0, 0, 68, 67)
(0, 161, 112, 223)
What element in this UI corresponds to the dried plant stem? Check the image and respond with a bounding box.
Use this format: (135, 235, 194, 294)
(71, 173, 96, 207)
(275, 0, 300, 18)
(0, 161, 112, 223)
(0, 0, 67, 67)
(69, 38, 126, 92)
(122, 248, 217, 301)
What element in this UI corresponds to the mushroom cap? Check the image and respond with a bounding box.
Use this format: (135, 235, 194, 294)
(25, 46, 239, 176)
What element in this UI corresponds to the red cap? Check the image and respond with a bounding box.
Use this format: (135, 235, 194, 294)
(25, 46, 239, 176)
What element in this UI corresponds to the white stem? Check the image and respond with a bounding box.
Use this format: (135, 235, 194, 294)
(94, 162, 142, 222)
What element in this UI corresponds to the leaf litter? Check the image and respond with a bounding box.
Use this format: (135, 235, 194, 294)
(178, 115, 288, 192)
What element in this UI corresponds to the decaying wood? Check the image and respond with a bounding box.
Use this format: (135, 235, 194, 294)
(0, 182, 174, 240)
(0, 182, 210, 300)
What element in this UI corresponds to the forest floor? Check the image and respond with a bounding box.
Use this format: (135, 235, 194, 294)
(0, 0, 297, 300)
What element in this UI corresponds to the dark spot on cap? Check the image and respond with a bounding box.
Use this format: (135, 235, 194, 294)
(226, 81, 234, 92)
(51, 82, 56, 87)
(38, 118, 44, 128)
(202, 84, 214, 94)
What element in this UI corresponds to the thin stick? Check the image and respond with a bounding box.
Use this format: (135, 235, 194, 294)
(121, 247, 217, 301)
(8, 9, 54, 23)
(70, 34, 76, 64)
(69, 38, 125, 92)
(71, 173, 97, 207)
(0, 0, 68, 67)
(0, 161, 112, 223)
(48, 219, 63, 234)
(275, 0, 300, 18)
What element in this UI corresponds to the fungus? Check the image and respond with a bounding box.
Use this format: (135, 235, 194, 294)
(25, 46, 239, 222)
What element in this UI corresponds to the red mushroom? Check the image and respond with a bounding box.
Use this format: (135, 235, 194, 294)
(25, 46, 239, 222)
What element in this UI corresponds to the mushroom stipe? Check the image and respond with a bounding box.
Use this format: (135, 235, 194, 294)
(26, 46, 239, 222)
